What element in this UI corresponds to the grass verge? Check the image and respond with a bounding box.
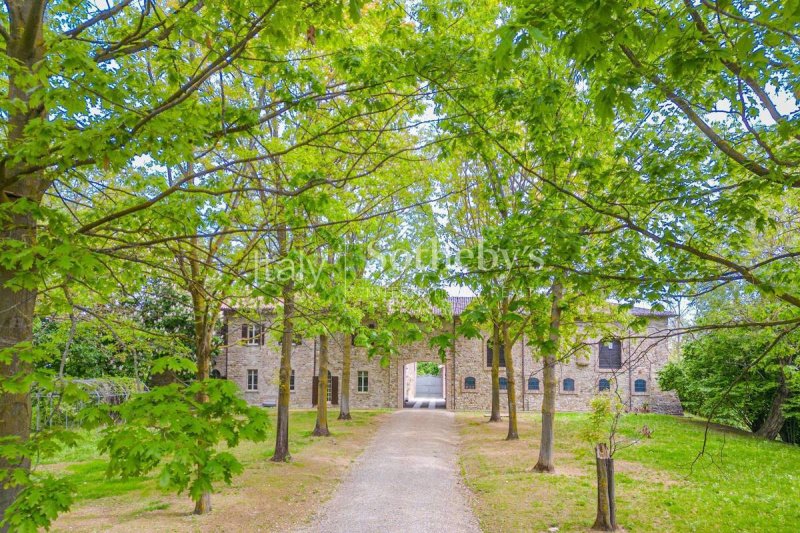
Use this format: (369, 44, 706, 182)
(50, 409, 386, 532)
(457, 412, 800, 532)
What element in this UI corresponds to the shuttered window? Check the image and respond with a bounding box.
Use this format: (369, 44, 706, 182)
(599, 339, 622, 369)
(312, 374, 339, 405)
(357, 371, 369, 393)
(486, 340, 506, 368)
(634, 379, 647, 393)
(246, 369, 258, 391)
(464, 376, 476, 390)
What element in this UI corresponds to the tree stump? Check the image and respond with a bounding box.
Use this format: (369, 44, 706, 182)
(592, 443, 617, 531)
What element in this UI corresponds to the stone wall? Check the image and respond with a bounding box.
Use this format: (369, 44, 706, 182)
(219, 312, 678, 414)
(220, 312, 390, 409)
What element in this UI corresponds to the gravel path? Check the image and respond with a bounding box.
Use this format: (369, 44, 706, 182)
(298, 409, 481, 533)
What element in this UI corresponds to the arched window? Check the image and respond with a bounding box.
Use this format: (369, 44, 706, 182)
(528, 377, 540, 391)
(634, 379, 647, 393)
(464, 376, 476, 390)
(499, 377, 508, 390)
(598, 379, 610, 391)
(563, 378, 575, 392)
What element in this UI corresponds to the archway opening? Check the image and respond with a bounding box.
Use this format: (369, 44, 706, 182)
(403, 361, 446, 409)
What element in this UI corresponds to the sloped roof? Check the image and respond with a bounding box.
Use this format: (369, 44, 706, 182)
(446, 296, 474, 316)
(224, 295, 675, 319)
(441, 296, 676, 318)
(630, 306, 677, 318)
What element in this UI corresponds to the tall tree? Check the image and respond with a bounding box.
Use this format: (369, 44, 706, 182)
(0, 0, 369, 522)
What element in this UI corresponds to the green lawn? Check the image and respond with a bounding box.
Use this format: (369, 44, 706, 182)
(41, 409, 384, 503)
(458, 412, 800, 533)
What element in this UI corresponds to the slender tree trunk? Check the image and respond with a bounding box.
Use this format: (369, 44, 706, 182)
(503, 318, 519, 440)
(489, 323, 501, 422)
(755, 360, 790, 440)
(534, 280, 563, 473)
(189, 287, 216, 513)
(338, 333, 352, 420)
(313, 334, 330, 436)
(272, 226, 293, 462)
(1, 4, 47, 524)
(591, 443, 617, 531)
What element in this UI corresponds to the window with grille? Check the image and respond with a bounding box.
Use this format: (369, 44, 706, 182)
(357, 371, 369, 393)
(486, 340, 506, 368)
(599, 339, 622, 369)
(563, 378, 575, 392)
(528, 377, 540, 391)
(464, 376, 476, 390)
(246, 369, 258, 391)
(599, 379, 611, 391)
(634, 379, 647, 393)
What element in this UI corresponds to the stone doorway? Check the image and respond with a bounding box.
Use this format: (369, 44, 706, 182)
(403, 362, 446, 409)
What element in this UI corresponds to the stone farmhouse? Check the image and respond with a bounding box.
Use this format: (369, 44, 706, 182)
(215, 297, 683, 414)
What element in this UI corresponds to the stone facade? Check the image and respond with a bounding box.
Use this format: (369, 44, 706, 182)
(217, 299, 682, 414)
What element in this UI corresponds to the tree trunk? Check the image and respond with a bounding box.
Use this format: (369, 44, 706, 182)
(1, 3, 47, 525)
(489, 323, 501, 422)
(193, 491, 212, 515)
(534, 280, 562, 473)
(592, 443, 617, 531)
(189, 287, 216, 514)
(338, 333, 352, 420)
(502, 313, 518, 440)
(313, 334, 330, 436)
(0, 258, 35, 528)
(271, 227, 293, 462)
(755, 360, 790, 440)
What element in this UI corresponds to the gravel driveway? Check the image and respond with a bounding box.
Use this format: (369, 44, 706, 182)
(298, 409, 481, 533)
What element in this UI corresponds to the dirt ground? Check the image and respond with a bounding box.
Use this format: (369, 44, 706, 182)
(52, 412, 388, 532)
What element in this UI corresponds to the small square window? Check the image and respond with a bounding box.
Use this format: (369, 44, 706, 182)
(246, 369, 258, 391)
(634, 379, 647, 393)
(357, 371, 369, 393)
(562, 378, 575, 392)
